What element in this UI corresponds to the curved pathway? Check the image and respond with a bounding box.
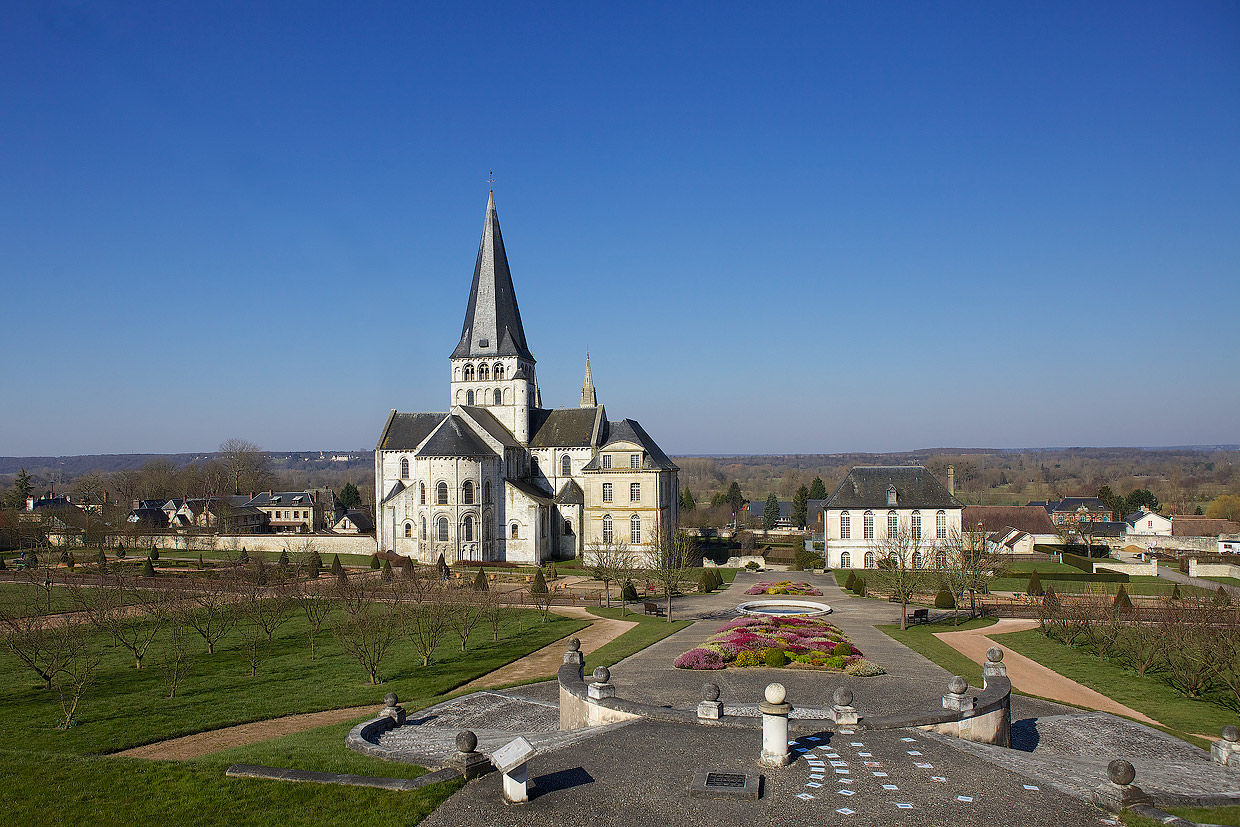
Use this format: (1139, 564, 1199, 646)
(933, 619, 1161, 725)
(116, 605, 634, 761)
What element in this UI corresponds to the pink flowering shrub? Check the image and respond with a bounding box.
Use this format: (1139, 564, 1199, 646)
(674, 616, 864, 670)
(743, 580, 823, 596)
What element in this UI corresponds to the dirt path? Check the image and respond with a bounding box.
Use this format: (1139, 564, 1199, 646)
(115, 606, 635, 761)
(934, 619, 1162, 725)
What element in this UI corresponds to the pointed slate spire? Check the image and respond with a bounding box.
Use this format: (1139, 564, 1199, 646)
(451, 191, 534, 362)
(580, 352, 597, 408)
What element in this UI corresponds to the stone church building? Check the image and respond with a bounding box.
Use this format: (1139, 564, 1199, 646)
(374, 193, 679, 564)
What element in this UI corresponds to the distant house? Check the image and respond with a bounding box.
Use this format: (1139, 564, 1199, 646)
(245, 491, 330, 533)
(823, 466, 962, 570)
(1050, 497, 1113, 528)
(1219, 534, 1240, 555)
(127, 507, 169, 529)
(333, 509, 375, 534)
(987, 527, 1036, 556)
(1125, 507, 1172, 537)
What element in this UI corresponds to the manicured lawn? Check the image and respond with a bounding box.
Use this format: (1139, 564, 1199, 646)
(990, 628, 1236, 743)
(1204, 576, 1240, 587)
(1003, 559, 1080, 573)
(877, 616, 997, 688)
(585, 606, 692, 668)
(1123, 805, 1240, 826)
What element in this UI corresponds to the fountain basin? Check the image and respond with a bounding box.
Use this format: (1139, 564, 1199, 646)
(736, 599, 832, 617)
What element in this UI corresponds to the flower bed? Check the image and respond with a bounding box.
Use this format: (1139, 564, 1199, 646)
(673, 615, 883, 674)
(744, 580, 822, 596)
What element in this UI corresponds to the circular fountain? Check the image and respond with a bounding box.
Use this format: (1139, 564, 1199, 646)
(735, 599, 832, 617)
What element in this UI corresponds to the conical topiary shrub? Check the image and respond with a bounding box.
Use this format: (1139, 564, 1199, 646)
(1114, 584, 1132, 612)
(854, 577, 866, 598)
(238, 548, 248, 564)
(331, 554, 343, 576)
(935, 587, 956, 609)
(1170, 584, 1181, 601)
(278, 550, 290, 569)
(142, 558, 155, 577)
(1216, 586, 1233, 607)
(1043, 584, 1060, 612)
(1027, 570, 1044, 597)
(530, 568, 548, 595)
(402, 557, 415, 579)
(381, 559, 393, 581)
(66, 553, 75, 570)
(698, 569, 714, 593)
(474, 568, 488, 591)
(150, 547, 159, 562)
(845, 571, 857, 591)
(370, 552, 381, 570)
(0, 555, 7, 571)
(621, 579, 638, 602)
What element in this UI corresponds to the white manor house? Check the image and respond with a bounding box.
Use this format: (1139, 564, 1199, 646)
(374, 193, 680, 565)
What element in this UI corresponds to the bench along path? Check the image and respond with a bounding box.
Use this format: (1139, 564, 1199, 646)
(116, 606, 634, 761)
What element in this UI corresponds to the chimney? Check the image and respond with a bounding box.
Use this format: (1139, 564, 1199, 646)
(947, 465, 955, 496)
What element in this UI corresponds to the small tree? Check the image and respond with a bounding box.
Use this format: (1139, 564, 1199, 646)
(585, 539, 637, 609)
(1215, 586, 1233, 607)
(150, 547, 159, 562)
(1027, 570, 1044, 597)
(473, 568, 488, 591)
(338, 482, 361, 509)
(868, 526, 934, 631)
(369, 553, 381, 570)
(381, 559, 393, 582)
(238, 548, 248, 564)
(651, 531, 696, 621)
(680, 488, 696, 512)
(332, 580, 398, 684)
(845, 571, 857, 591)
(1114, 585, 1133, 612)
(792, 485, 809, 529)
(935, 587, 956, 609)
(50, 624, 101, 729)
(808, 477, 828, 501)
(762, 493, 780, 532)
(158, 609, 196, 699)
(1170, 584, 1181, 601)
(331, 555, 343, 576)
(277, 549, 290, 569)
(142, 558, 156, 578)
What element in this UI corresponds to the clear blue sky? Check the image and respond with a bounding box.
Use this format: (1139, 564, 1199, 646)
(2, 2, 1237, 456)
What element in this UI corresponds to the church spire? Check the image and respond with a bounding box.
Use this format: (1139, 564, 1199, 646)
(451, 191, 534, 362)
(580, 352, 597, 408)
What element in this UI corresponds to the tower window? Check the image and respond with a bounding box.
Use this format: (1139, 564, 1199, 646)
(479, 364, 489, 380)
(437, 482, 449, 505)
(437, 516, 449, 541)
(466, 390, 474, 405)
(494, 389, 502, 405)
(494, 363, 504, 380)
(561, 455, 571, 476)
(400, 457, 409, 479)
(462, 515, 475, 542)
(463, 480, 475, 504)
(404, 523, 412, 538)
(510, 522, 519, 539)
(420, 482, 426, 505)
(484, 480, 491, 504)
(464, 364, 475, 381)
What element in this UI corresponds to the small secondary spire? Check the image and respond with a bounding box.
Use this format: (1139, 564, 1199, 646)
(580, 351, 597, 408)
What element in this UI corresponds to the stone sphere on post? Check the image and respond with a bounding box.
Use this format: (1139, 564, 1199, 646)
(384, 692, 399, 707)
(566, 637, 581, 652)
(1107, 759, 1136, 787)
(833, 686, 853, 707)
(986, 646, 1004, 663)
(947, 675, 968, 695)
(456, 730, 478, 754)
(1222, 725, 1239, 743)
(591, 666, 610, 683)
(701, 683, 721, 702)
(765, 683, 786, 705)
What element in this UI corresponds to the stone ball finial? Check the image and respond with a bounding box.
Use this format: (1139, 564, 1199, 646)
(701, 683, 721, 702)
(986, 646, 1004, 663)
(566, 637, 581, 652)
(833, 687, 854, 707)
(592, 666, 611, 683)
(1107, 759, 1136, 786)
(456, 730, 478, 754)
(947, 676, 968, 695)
(765, 683, 787, 705)
(1222, 725, 1239, 743)
(384, 692, 399, 707)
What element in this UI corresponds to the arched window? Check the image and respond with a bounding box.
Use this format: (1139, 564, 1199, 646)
(936, 510, 947, 539)
(494, 363, 504, 380)
(479, 364, 489, 380)
(840, 511, 851, 540)
(630, 514, 641, 544)
(483, 514, 492, 541)
(400, 457, 409, 479)
(840, 551, 851, 568)
(912, 551, 923, 568)
(863, 511, 875, 540)
(935, 551, 947, 569)
(510, 522, 519, 539)
(494, 389, 502, 405)
(911, 510, 922, 538)
(531, 457, 540, 477)
(864, 551, 875, 568)
(503, 387, 512, 404)
(463, 364, 475, 381)
(437, 516, 449, 541)
(466, 390, 474, 405)
(436, 482, 449, 505)
(462, 515, 474, 542)
(561, 455, 571, 476)
(602, 514, 613, 543)
(484, 480, 491, 504)
(563, 518, 573, 535)
(462, 480, 475, 505)
(421, 517, 426, 540)
(887, 510, 898, 537)
(886, 484, 897, 506)
(419, 482, 426, 504)
(404, 522, 412, 538)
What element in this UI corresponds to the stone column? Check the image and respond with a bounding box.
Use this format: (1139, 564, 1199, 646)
(942, 676, 976, 713)
(1090, 759, 1152, 812)
(563, 637, 584, 680)
(982, 647, 1007, 686)
(1211, 726, 1240, 767)
(758, 683, 792, 767)
(380, 692, 406, 726)
(698, 683, 723, 721)
(831, 687, 858, 725)
(587, 666, 615, 701)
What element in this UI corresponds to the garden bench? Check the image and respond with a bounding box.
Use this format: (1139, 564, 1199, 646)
(643, 601, 665, 617)
(907, 608, 929, 624)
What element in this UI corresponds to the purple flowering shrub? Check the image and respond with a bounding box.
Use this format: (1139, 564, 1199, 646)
(674, 616, 864, 670)
(743, 580, 823, 596)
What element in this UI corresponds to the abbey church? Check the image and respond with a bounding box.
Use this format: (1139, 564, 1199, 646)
(374, 193, 679, 564)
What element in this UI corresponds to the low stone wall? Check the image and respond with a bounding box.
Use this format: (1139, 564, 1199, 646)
(1093, 560, 1158, 577)
(1189, 560, 1240, 579)
(48, 531, 378, 557)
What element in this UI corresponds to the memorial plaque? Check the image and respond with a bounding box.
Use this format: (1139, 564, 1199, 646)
(492, 736, 535, 773)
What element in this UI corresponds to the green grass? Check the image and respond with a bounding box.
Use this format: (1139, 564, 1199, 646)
(986, 575, 1205, 597)
(584, 606, 692, 668)
(1204, 576, 1240, 587)
(991, 628, 1237, 743)
(1002, 559, 1081, 574)
(1123, 805, 1240, 826)
(876, 616, 997, 688)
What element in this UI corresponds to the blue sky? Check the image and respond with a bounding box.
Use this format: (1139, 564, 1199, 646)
(2, 2, 1237, 456)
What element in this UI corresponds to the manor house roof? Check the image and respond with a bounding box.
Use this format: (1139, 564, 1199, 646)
(962, 505, 1056, 535)
(825, 466, 962, 511)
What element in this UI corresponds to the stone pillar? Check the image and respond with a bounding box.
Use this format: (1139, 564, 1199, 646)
(982, 647, 1007, 686)
(698, 683, 723, 721)
(563, 637, 584, 680)
(1211, 726, 1240, 767)
(380, 692, 406, 726)
(942, 676, 976, 713)
(493, 736, 536, 805)
(1091, 759, 1152, 812)
(445, 730, 491, 780)
(831, 686, 858, 725)
(758, 683, 792, 767)
(587, 666, 615, 701)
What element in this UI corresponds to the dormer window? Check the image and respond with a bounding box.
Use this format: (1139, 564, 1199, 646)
(602, 454, 612, 469)
(479, 339, 489, 348)
(630, 453, 641, 469)
(886, 484, 897, 506)
(271, 495, 281, 503)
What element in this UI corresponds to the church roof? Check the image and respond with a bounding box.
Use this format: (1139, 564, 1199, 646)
(417, 415, 497, 458)
(825, 466, 962, 510)
(376, 411, 448, 451)
(555, 479, 584, 505)
(451, 192, 534, 362)
(380, 481, 406, 505)
(508, 477, 553, 504)
(459, 405, 522, 448)
(580, 418, 678, 471)
(529, 407, 603, 448)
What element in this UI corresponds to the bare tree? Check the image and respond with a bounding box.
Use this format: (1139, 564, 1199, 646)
(331, 579, 398, 684)
(186, 576, 237, 654)
(445, 587, 483, 652)
(158, 607, 196, 699)
(0, 599, 60, 689)
(585, 538, 638, 609)
(291, 573, 332, 658)
(650, 531, 696, 621)
(403, 579, 450, 667)
(1159, 597, 1216, 698)
(867, 526, 936, 631)
(481, 582, 506, 641)
(72, 576, 173, 669)
(219, 438, 274, 495)
(940, 525, 1000, 620)
(49, 623, 102, 729)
